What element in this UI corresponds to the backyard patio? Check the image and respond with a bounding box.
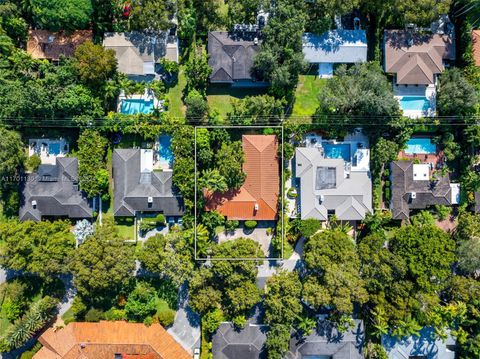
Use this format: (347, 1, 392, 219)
(28, 138, 69, 165)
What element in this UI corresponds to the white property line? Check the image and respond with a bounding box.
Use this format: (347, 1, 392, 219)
(194, 125, 285, 261)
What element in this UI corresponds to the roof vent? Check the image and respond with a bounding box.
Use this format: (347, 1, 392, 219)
(47, 35, 55, 43)
(31, 200, 37, 208)
(411, 192, 417, 199)
(80, 343, 86, 349)
(254, 203, 259, 211)
(319, 195, 325, 204)
(148, 196, 153, 204)
(254, 37, 258, 45)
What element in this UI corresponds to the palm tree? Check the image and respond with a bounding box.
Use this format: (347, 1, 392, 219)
(296, 315, 317, 336)
(200, 169, 228, 193)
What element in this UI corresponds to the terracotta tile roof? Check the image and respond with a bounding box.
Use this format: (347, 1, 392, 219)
(473, 30, 480, 66)
(33, 321, 191, 359)
(27, 30, 92, 61)
(205, 135, 279, 220)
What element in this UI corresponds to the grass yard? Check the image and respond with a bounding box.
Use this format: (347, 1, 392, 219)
(207, 85, 267, 120)
(61, 306, 75, 325)
(167, 67, 187, 118)
(115, 217, 136, 241)
(290, 74, 326, 118)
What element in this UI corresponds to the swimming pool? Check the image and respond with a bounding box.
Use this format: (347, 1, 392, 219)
(120, 99, 154, 114)
(322, 142, 351, 162)
(405, 138, 436, 154)
(48, 143, 61, 155)
(158, 135, 174, 168)
(399, 96, 430, 112)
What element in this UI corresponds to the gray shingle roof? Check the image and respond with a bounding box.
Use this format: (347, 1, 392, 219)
(382, 327, 456, 359)
(390, 161, 453, 220)
(112, 149, 184, 217)
(296, 148, 372, 221)
(303, 30, 368, 64)
(19, 157, 92, 221)
(287, 320, 365, 359)
(212, 323, 267, 359)
(208, 31, 261, 83)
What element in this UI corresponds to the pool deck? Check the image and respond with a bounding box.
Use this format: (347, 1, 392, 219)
(117, 90, 162, 114)
(393, 83, 436, 119)
(28, 138, 68, 165)
(398, 148, 445, 172)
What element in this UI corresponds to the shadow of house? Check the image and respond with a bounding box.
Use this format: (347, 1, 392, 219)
(382, 326, 456, 359)
(112, 149, 184, 218)
(286, 319, 365, 359)
(19, 157, 93, 221)
(212, 323, 268, 359)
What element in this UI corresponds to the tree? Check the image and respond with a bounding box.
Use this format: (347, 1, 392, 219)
(185, 50, 212, 93)
(30, 0, 93, 31)
(227, 95, 285, 125)
(138, 229, 194, 287)
(199, 168, 228, 193)
(0, 2, 28, 45)
(265, 324, 291, 359)
(70, 217, 135, 304)
(77, 129, 108, 198)
(216, 141, 246, 190)
(74, 41, 117, 87)
(0, 127, 24, 215)
(393, 0, 452, 26)
(125, 282, 157, 320)
(437, 68, 479, 117)
(264, 271, 302, 326)
(315, 62, 402, 137)
(0, 220, 75, 278)
(303, 229, 368, 316)
(297, 218, 322, 238)
(454, 211, 480, 276)
(130, 0, 175, 31)
(185, 89, 209, 122)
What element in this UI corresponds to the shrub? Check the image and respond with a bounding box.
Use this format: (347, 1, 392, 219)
(225, 220, 239, 232)
(384, 188, 391, 202)
(143, 316, 153, 326)
(244, 220, 257, 229)
(85, 308, 105, 322)
(20, 352, 35, 359)
(125, 282, 157, 321)
(232, 315, 247, 329)
(139, 220, 157, 233)
(3, 298, 21, 322)
(71, 296, 87, 319)
(434, 204, 452, 221)
(26, 154, 41, 172)
(298, 218, 321, 238)
(156, 308, 175, 327)
(383, 168, 390, 177)
(104, 308, 127, 321)
(384, 180, 390, 187)
(287, 187, 297, 198)
(155, 214, 166, 226)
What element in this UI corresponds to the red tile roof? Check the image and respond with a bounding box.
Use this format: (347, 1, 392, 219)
(473, 30, 480, 67)
(205, 135, 279, 220)
(27, 30, 92, 61)
(33, 321, 191, 359)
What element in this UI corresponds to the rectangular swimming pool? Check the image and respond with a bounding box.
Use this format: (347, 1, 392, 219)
(120, 99, 154, 114)
(405, 138, 436, 154)
(48, 143, 61, 155)
(399, 96, 430, 111)
(322, 142, 351, 162)
(158, 135, 174, 168)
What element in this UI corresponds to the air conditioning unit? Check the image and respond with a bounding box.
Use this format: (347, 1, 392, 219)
(411, 192, 417, 199)
(148, 197, 153, 204)
(31, 200, 37, 208)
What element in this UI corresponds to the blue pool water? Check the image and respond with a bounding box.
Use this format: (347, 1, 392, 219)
(48, 143, 61, 155)
(158, 135, 174, 168)
(399, 96, 430, 111)
(322, 142, 351, 162)
(120, 99, 154, 114)
(405, 138, 436, 154)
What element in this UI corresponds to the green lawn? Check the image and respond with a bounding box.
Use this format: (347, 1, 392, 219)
(61, 306, 75, 325)
(290, 75, 326, 118)
(167, 67, 187, 119)
(115, 217, 136, 241)
(207, 85, 267, 120)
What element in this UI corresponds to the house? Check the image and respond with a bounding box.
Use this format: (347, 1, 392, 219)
(32, 321, 191, 359)
(208, 30, 265, 86)
(103, 31, 178, 80)
(384, 30, 455, 118)
(286, 319, 365, 359)
(382, 327, 456, 359)
(302, 30, 367, 78)
(19, 157, 92, 222)
(390, 161, 460, 220)
(295, 141, 372, 222)
(212, 323, 267, 359)
(112, 149, 184, 218)
(205, 135, 279, 221)
(473, 30, 480, 66)
(27, 30, 92, 61)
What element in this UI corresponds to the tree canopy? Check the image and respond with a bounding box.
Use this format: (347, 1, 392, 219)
(437, 68, 479, 117)
(30, 0, 93, 31)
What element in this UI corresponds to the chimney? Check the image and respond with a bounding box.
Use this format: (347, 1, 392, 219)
(31, 200, 37, 208)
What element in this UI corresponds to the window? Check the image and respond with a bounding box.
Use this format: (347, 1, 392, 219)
(327, 209, 335, 217)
